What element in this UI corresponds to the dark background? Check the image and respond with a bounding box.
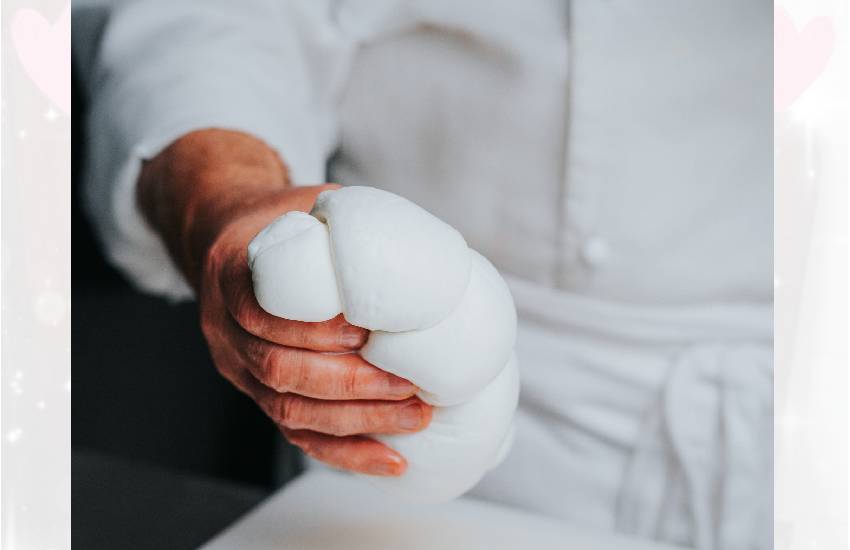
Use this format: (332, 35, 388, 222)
(72, 62, 301, 547)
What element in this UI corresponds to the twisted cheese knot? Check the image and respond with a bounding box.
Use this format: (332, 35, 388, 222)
(248, 186, 519, 502)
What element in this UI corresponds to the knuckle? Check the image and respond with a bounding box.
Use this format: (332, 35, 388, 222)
(340, 364, 361, 397)
(278, 394, 301, 428)
(244, 337, 267, 372)
(289, 324, 309, 349)
(258, 347, 284, 390)
(282, 349, 308, 393)
(242, 337, 262, 367)
(234, 290, 263, 334)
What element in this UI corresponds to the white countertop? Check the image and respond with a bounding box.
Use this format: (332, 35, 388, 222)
(202, 470, 688, 550)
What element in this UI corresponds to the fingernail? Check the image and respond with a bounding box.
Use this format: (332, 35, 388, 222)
(386, 375, 417, 397)
(340, 325, 367, 348)
(370, 456, 405, 476)
(399, 402, 424, 431)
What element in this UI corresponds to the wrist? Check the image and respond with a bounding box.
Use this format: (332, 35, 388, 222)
(137, 129, 290, 289)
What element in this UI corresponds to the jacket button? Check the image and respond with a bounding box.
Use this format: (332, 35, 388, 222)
(581, 237, 610, 266)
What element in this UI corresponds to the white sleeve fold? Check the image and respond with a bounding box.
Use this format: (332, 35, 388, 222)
(78, 0, 352, 299)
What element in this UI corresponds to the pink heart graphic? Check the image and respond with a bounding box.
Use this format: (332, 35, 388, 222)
(775, 6, 834, 111)
(12, 2, 71, 115)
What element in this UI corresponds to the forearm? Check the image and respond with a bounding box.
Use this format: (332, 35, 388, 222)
(137, 129, 290, 290)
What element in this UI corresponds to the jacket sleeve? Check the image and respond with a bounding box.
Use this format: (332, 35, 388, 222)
(74, 0, 352, 299)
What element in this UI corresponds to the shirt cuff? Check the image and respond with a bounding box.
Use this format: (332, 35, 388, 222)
(106, 135, 194, 301)
(102, 116, 332, 302)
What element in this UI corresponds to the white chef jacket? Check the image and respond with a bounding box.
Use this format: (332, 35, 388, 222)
(75, 1, 773, 548)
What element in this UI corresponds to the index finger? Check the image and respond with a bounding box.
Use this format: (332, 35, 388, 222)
(223, 256, 368, 352)
(225, 316, 417, 400)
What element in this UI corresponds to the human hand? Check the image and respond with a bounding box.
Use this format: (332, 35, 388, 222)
(137, 129, 433, 476)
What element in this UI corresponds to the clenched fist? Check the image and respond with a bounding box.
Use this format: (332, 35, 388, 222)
(137, 129, 433, 476)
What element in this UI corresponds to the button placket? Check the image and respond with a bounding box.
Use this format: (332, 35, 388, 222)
(555, 0, 577, 288)
(557, 0, 606, 289)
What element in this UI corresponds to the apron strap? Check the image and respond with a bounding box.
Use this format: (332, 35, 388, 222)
(615, 344, 773, 549)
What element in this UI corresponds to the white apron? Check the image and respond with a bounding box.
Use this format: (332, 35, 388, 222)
(469, 276, 772, 549)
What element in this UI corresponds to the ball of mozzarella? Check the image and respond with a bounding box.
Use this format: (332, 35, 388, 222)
(248, 186, 519, 502)
(362, 250, 517, 407)
(371, 354, 519, 503)
(312, 186, 471, 332)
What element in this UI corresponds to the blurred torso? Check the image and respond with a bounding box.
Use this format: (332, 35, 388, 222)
(326, 2, 773, 547)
